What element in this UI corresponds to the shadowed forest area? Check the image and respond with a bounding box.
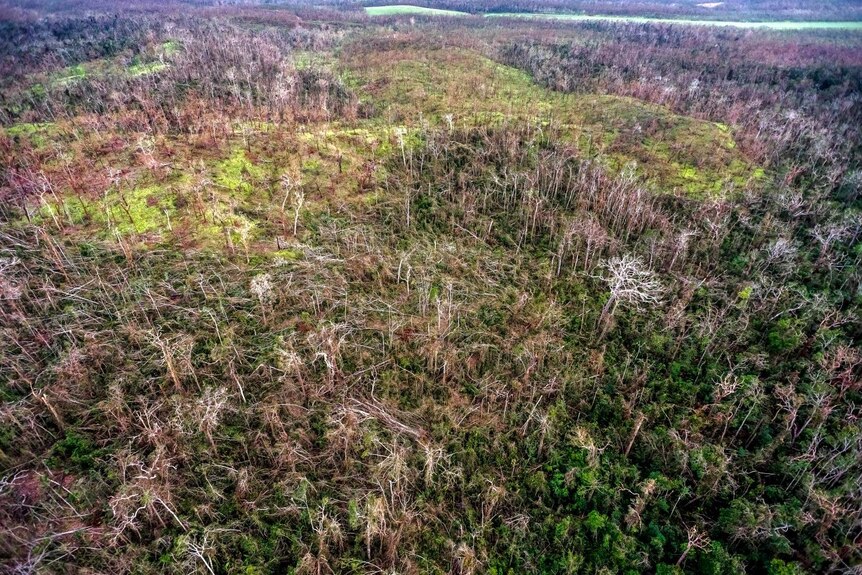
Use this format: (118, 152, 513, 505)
(0, 1, 861, 574)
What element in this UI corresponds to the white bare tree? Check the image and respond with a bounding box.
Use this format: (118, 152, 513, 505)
(279, 172, 304, 237)
(183, 532, 216, 575)
(291, 188, 305, 237)
(597, 254, 662, 335)
(761, 237, 798, 271)
(250, 272, 274, 326)
(195, 387, 231, 445)
(677, 525, 711, 566)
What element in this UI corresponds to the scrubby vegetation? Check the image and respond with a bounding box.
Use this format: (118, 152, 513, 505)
(0, 2, 860, 575)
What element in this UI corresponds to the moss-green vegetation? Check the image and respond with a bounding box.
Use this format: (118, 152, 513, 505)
(159, 40, 181, 56)
(343, 47, 756, 196)
(34, 184, 175, 238)
(4, 122, 57, 148)
(107, 185, 175, 235)
(51, 63, 88, 87)
(127, 61, 168, 77)
(36, 197, 95, 227)
(215, 148, 266, 197)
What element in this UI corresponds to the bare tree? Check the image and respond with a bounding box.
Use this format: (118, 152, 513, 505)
(677, 525, 710, 566)
(596, 254, 663, 335)
(184, 532, 216, 575)
(279, 173, 302, 237)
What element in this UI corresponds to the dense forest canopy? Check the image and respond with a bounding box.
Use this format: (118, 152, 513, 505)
(0, 1, 860, 574)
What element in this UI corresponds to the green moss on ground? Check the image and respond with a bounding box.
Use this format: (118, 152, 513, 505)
(5, 122, 57, 148)
(159, 40, 181, 56)
(127, 61, 169, 77)
(52, 64, 88, 87)
(107, 185, 175, 235)
(215, 149, 267, 197)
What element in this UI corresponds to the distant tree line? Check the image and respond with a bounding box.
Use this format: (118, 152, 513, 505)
(351, 0, 862, 21)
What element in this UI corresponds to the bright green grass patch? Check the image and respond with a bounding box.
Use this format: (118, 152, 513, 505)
(5, 122, 57, 148)
(215, 149, 266, 197)
(128, 61, 169, 77)
(295, 123, 393, 198)
(679, 165, 699, 180)
(106, 185, 175, 235)
(272, 248, 303, 261)
(40, 58, 125, 91)
(486, 12, 862, 30)
(365, 5, 468, 16)
(34, 184, 175, 237)
(36, 197, 96, 228)
(159, 40, 181, 56)
(51, 64, 87, 87)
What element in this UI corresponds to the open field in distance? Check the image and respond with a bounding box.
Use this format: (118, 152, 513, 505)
(365, 4, 862, 29)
